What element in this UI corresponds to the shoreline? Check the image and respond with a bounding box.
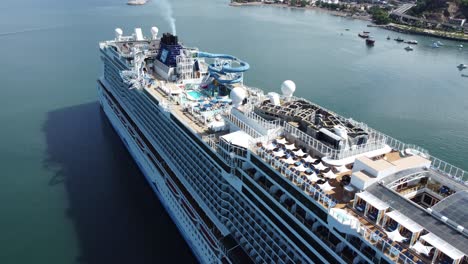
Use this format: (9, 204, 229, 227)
(230, 1, 372, 21)
(379, 24, 468, 42)
(230, 2, 468, 42)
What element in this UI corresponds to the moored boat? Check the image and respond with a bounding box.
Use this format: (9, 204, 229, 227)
(366, 38, 375, 46)
(358, 32, 369, 38)
(395, 37, 404, 42)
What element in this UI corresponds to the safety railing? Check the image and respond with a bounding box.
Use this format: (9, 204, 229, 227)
(245, 110, 281, 130)
(225, 112, 263, 139)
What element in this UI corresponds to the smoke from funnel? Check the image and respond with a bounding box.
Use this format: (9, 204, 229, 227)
(156, 0, 176, 35)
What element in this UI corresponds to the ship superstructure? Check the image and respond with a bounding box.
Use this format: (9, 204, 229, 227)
(97, 26, 468, 264)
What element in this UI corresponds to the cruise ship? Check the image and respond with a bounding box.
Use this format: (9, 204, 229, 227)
(97, 26, 468, 264)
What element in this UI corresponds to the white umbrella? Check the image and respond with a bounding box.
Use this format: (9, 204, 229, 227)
(293, 149, 306, 157)
(411, 241, 433, 256)
(324, 170, 337, 179)
(274, 150, 285, 157)
(285, 143, 296, 150)
(318, 181, 335, 192)
(283, 156, 296, 165)
(336, 165, 350, 173)
(265, 142, 276, 150)
(386, 229, 407, 243)
(276, 138, 287, 144)
(306, 173, 319, 182)
(296, 164, 308, 172)
(303, 155, 317, 163)
(315, 162, 328, 171)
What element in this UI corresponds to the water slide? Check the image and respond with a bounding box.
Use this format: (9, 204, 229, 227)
(197, 51, 250, 84)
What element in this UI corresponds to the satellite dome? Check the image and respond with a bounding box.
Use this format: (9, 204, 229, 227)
(115, 28, 123, 40)
(230, 87, 247, 108)
(281, 80, 296, 98)
(151, 26, 159, 39)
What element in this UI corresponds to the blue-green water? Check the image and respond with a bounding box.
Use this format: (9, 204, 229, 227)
(0, 0, 467, 263)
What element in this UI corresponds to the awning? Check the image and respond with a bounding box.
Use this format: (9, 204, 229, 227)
(386, 229, 407, 243)
(283, 156, 296, 165)
(220, 131, 253, 149)
(385, 210, 424, 233)
(315, 162, 328, 171)
(318, 181, 335, 192)
(420, 233, 465, 260)
(303, 156, 317, 163)
(324, 170, 337, 179)
(275, 138, 287, 144)
(356, 191, 389, 211)
(336, 165, 350, 173)
(411, 241, 433, 256)
(296, 164, 308, 172)
(306, 173, 319, 182)
(293, 149, 307, 157)
(274, 150, 285, 157)
(285, 143, 296, 150)
(265, 142, 276, 150)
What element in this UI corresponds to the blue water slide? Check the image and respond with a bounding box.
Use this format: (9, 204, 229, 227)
(197, 51, 250, 84)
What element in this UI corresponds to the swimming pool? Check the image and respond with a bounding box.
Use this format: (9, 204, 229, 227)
(186, 90, 204, 101)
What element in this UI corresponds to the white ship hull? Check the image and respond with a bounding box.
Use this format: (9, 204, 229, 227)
(97, 82, 219, 264)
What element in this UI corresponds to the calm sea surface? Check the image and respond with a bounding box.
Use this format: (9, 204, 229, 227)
(0, 0, 467, 263)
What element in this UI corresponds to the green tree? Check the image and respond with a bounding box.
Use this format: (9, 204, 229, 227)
(369, 6, 391, 24)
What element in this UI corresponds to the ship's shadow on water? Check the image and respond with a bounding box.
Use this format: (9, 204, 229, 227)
(43, 102, 196, 264)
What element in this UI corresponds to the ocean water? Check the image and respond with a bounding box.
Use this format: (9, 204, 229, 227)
(0, 0, 467, 263)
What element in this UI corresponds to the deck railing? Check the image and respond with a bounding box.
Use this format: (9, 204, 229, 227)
(245, 110, 281, 130)
(225, 112, 263, 139)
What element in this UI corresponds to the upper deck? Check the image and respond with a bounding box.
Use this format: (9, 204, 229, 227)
(100, 27, 468, 264)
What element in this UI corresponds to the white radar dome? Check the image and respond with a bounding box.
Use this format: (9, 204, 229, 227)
(151, 26, 159, 39)
(230, 87, 247, 108)
(115, 28, 123, 40)
(281, 80, 296, 98)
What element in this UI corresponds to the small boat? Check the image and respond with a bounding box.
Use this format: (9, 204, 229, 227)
(387, 36, 391, 40)
(404, 45, 414, 51)
(462, 74, 468, 77)
(345, 28, 350, 31)
(363, 31, 370, 34)
(436, 41, 444, 46)
(394, 37, 404, 42)
(358, 32, 369, 38)
(457, 64, 467, 69)
(366, 38, 375, 46)
(432, 42, 440, 48)
(406, 40, 418, 45)
(127, 0, 147, 5)
(459, 44, 464, 48)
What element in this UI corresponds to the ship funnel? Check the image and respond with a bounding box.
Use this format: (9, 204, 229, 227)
(281, 80, 296, 99)
(115, 28, 123, 41)
(151, 26, 159, 40)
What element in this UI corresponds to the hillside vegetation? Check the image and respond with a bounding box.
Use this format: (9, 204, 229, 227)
(409, 0, 468, 21)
